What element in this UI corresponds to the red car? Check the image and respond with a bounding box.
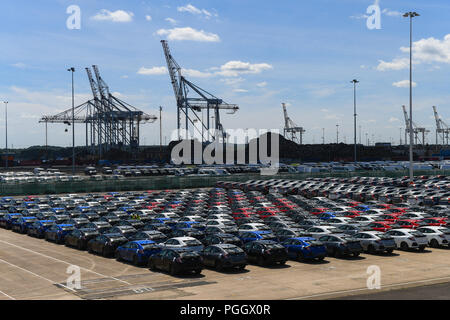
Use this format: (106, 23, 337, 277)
(394, 219, 421, 229)
(378, 213, 401, 223)
(368, 221, 395, 232)
(420, 217, 448, 226)
(343, 210, 361, 218)
(310, 208, 329, 215)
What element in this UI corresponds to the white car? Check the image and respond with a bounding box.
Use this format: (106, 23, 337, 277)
(384, 228, 428, 251)
(307, 226, 341, 239)
(160, 237, 204, 252)
(416, 226, 450, 248)
(325, 217, 352, 226)
(238, 223, 272, 232)
(348, 216, 377, 226)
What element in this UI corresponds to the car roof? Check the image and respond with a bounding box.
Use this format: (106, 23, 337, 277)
(133, 240, 156, 244)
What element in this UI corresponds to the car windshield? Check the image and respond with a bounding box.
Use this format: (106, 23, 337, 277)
(224, 246, 244, 254)
(264, 243, 283, 249)
(141, 244, 159, 250)
(183, 240, 201, 246)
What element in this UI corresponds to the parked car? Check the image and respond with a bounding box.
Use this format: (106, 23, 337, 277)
(384, 229, 428, 251)
(148, 248, 203, 275)
(282, 237, 327, 261)
(44, 224, 75, 244)
(115, 240, 162, 266)
(349, 231, 396, 254)
(242, 240, 288, 266)
(317, 234, 363, 258)
(64, 228, 100, 250)
(200, 244, 247, 270)
(87, 234, 129, 257)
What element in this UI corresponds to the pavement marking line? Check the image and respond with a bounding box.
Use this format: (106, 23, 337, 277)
(0, 257, 75, 292)
(288, 275, 450, 300)
(0, 289, 15, 300)
(0, 239, 131, 286)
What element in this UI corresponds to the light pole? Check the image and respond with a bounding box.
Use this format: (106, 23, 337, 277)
(159, 106, 162, 161)
(403, 11, 419, 182)
(336, 124, 339, 144)
(67, 67, 75, 175)
(322, 128, 325, 144)
(351, 79, 359, 164)
(3, 101, 8, 169)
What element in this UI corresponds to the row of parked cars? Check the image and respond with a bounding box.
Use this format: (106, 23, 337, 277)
(0, 177, 448, 275)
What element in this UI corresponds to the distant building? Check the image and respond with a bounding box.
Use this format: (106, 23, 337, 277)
(375, 142, 391, 147)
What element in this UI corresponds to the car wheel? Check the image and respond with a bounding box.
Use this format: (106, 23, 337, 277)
(238, 264, 246, 270)
(88, 245, 93, 254)
(430, 239, 439, 248)
(352, 252, 360, 257)
(386, 248, 394, 254)
(296, 251, 304, 261)
(279, 260, 286, 265)
(400, 242, 409, 250)
(115, 251, 121, 261)
(133, 255, 140, 266)
(367, 245, 376, 254)
(215, 261, 224, 271)
(148, 260, 156, 271)
(334, 249, 342, 258)
(169, 264, 177, 276)
(77, 241, 84, 250)
(257, 256, 265, 266)
(316, 256, 325, 261)
(418, 245, 426, 252)
(193, 269, 202, 275)
(102, 247, 108, 257)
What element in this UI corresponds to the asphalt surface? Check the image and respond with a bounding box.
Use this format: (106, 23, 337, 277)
(0, 228, 449, 300)
(337, 282, 450, 300)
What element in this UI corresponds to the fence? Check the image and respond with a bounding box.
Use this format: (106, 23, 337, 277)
(0, 170, 448, 196)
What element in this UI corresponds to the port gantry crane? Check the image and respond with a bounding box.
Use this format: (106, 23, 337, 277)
(40, 65, 157, 156)
(161, 40, 239, 142)
(432, 106, 450, 146)
(282, 103, 305, 144)
(402, 105, 429, 146)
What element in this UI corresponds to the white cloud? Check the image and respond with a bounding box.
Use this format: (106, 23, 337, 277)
(389, 117, 400, 122)
(145, 15, 152, 21)
(165, 18, 178, 25)
(217, 61, 273, 77)
(382, 9, 402, 17)
(121, 75, 129, 79)
(11, 62, 26, 69)
(181, 68, 213, 78)
(256, 82, 268, 87)
(177, 4, 215, 19)
(233, 89, 248, 93)
(400, 34, 450, 64)
(137, 66, 168, 75)
(392, 80, 417, 88)
(91, 9, 134, 22)
(156, 27, 220, 42)
(377, 58, 409, 71)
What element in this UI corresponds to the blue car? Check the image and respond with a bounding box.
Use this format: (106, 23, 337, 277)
(44, 224, 75, 244)
(238, 231, 278, 243)
(115, 240, 162, 266)
(0, 213, 23, 229)
(12, 216, 38, 234)
(282, 237, 327, 261)
(316, 212, 337, 220)
(27, 220, 56, 238)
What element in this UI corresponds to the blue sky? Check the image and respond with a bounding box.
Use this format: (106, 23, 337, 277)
(1, 0, 450, 147)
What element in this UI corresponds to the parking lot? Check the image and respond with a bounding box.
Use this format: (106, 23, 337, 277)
(0, 175, 448, 300)
(0, 226, 449, 300)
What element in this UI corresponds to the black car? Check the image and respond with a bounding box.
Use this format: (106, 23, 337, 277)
(171, 228, 206, 242)
(317, 235, 363, 258)
(274, 228, 309, 242)
(98, 215, 121, 226)
(202, 233, 243, 247)
(65, 218, 90, 229)
(128, 230, 168, 243)
(105, 226, 138, 239)
(148, 249, 203, 275)
(205, 225, 238, 235)
(80, 212, 101, 221)
(243, 240, 288, 266)
(83, 221, 112, 234)
(65, 228, 100, 250)
(141, 223, 173, 235)
(48, 214, 70, 224)
(200, 244, 247, 271)
(117, 219, 145, 230)
(87, 234, 129, 257)
(27, 220, 55, 238)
